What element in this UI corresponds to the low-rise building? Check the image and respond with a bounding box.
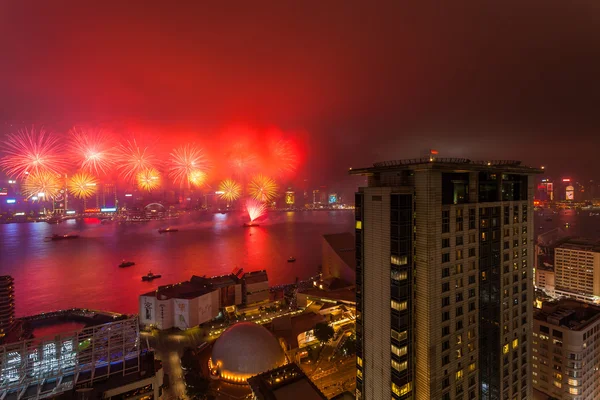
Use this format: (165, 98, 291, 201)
(532, 299, 600, 399)
(139, 270, 269, 330)
(243, 270, 270, 305)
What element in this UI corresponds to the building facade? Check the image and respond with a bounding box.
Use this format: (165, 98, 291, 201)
(532, 299, 600, 399)
(0, 276, 15, 343)
(554, 239, 600, 304)
(351, 158, 540, 400)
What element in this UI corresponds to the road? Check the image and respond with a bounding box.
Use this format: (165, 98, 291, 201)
(312, 358, 356, 399)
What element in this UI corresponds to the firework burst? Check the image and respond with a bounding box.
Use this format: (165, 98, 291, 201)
(68, 172, 98, 199)
(22, 171, 62, 199)
(168, 144, 209, 187)
(69, 127, 116, 175)
(218, 179, 242, 202)
(248, 174, 278, 202)
(0, 127, 68, 178)
(269, 139, 299, 176)
(136, 168, 161, 191)
(189, 170, 207, 188)
(116, 139, 157, 182)
(245, 198, 267, 222)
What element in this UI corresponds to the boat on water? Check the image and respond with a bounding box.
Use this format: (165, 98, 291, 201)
(49, 234, 79, 241)
(142, 271, 162, 281)
(158, 228, 179, 233)
(288, 257, 296, 263)
(119, 260, 135, 268)
(243, 223, 259, 227)
(46, 217, 62, 224)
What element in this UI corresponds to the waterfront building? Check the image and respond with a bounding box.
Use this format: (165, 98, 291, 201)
(209, 322, 287, 383)
(534, 229, 571, 298)
(532, 299, 600, 399)
(0, 315, 163, 400)
(554, 238, 600, 304)
(248, 362, 327, 400)
(139, 270, 269, 330)
(322, 232, 356, 286)
(0, 276, 15, 343)
(285, 190, 295, 206)
(350, 157, 540, 400)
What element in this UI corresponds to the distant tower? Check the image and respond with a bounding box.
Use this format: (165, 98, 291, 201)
(0, 276, 16, 343)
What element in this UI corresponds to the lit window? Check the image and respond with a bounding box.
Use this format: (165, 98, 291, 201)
(569, 387, 580, 395)
(357, 369, 363, 380)
(392, 382, 412, 396)
(391, 344, 407, 357)
(456, 370, 463, 380)
(554, 380, 562, 389)
(512, 338, 519, 349)
(391, 270, 408, 281)
(468, 362, 476, 372)
(357, 356, 363, 367)
(503, 344, 509, 354)
(568, 378, 579, 386)
(355, 221, 362, 230)
(392, 359, 407, 372)
(391, 255, 408, 266)
(391, 300, 407, 312)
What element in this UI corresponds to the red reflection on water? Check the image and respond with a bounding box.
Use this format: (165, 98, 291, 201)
(83, 218, 101, 224)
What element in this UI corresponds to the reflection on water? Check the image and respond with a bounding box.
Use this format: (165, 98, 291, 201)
(0, 211, 354, 316)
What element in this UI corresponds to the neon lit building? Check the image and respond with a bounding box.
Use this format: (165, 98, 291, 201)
(0, 316, 161, 399)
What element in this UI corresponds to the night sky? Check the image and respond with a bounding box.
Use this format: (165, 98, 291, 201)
(1, 1, 599, 197)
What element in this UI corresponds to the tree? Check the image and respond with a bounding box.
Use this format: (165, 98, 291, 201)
(340, 334, 356, 356)
(314, 322, 334, 344)
(180, 347, 196, 371)
(184, 372, 210, 399)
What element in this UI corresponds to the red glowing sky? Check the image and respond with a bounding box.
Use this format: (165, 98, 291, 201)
(1, 1, 600, 196)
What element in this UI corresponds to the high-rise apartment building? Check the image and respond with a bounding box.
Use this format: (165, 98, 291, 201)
(0, 276, 16, 343)
(532, 299, 600, 399)
(350, 157, 540, 400)
(554, 239, 600, 304)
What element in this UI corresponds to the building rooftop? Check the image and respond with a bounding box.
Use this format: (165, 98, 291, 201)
(557, 238, 600, 253)
(300, 285, 356, 304)
(323, 233, 356, 269)
(270, 312, 326, 350)
(248, 363, 327, 400)
(243, 270, 269, 285)
(534, 299, 600, 331)
(143, 280, 214, 300)
(191, 273, 239, 287)
(349, 157, 542, 175)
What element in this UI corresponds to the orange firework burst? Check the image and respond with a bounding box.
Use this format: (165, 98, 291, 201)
(188, 170, 207, 188)
(248, 174, 278, 202)
(22, 171, 62, 199)
(0, 127, 68, 178)
(116, 139, 157, 182)
(218, 179, 242, 202)
(136, 168, 161, 191)
(69, 127, 116, 175)
(68, 172, 98, 199)
(168, 144, 209, 187)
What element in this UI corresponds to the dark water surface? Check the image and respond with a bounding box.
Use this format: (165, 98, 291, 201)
(0, 211, 354, 316)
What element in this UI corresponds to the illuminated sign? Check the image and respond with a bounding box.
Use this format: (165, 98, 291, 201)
(14, 212, 25, 216)
(566, 186, 574, 201)
(101, 207, 117, 212)
(562, 178, 571, 182)
(0, 188, 7, 196)
(329, 193, 338, 204)
(8, 180, 16, 184)
(84, 208, 101, 213)
(215, 191, 225, 195)
(66, 210, 76, 215)
(6, 199, 16, 204)
(125, 193, 133, 197)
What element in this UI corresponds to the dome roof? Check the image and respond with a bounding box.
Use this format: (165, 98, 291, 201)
(211, 322, 286, 380)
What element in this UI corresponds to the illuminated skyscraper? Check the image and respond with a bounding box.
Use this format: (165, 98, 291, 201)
(350, 157, 540, 400)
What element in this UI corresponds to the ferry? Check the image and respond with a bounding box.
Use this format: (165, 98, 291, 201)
(158, 228, 179, 233)
(243, 223, 259, 228)
(142, 271, 162, 281)
(49, 234, 79, 241)
(119, 260, 135, 268)
(288, 257, 296, 263)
